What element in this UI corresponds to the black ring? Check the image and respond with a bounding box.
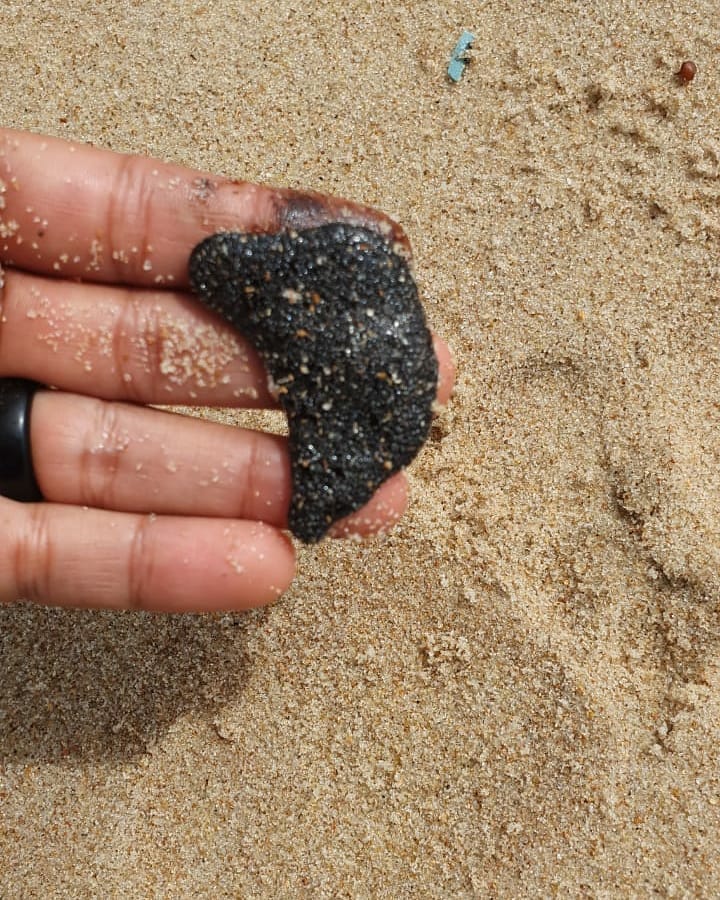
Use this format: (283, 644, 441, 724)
(0, 378, 43, 502)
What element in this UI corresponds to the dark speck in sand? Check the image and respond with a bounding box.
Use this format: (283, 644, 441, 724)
(188, 223, 438, 543)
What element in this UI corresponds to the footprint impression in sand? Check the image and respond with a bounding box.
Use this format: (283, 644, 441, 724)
(603, 351, 720, 600)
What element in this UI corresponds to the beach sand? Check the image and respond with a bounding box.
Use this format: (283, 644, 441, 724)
(2, 1, 720, 895)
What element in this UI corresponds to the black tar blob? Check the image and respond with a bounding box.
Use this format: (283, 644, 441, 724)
(188, 224, 438, 543)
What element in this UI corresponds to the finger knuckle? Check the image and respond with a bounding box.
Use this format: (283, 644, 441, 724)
(238, 431, 262, 517)
(111, 290, 157, 400)
(127, 515, 156, 610)
(79, 400, 130, 509)
(14, 504, 52, 604)
(107, 155, 156, 281)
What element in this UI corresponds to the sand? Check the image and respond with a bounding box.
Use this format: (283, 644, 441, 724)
(2, 0, 720, 895)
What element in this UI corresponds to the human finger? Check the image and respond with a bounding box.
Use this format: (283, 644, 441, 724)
(432, 333, 455, 407)
(0, 500, 295, 612)
(30, 390, 411, 539)
(0, 269, 454, 407)
(30, 390, 289, 521)
(0, 269, 275, 406)
(0, 128, 408, 287)
(329, 473, 407, 539)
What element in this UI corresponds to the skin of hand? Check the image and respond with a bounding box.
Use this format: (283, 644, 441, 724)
(0, 129, 455, 613)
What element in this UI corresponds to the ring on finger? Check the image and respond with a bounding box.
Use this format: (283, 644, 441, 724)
(0, 378, 44, 502)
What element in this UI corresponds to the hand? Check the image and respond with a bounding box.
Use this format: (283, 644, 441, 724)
(0, 129, 454, 612)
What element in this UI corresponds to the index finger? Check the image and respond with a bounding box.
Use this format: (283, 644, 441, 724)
(0, 128, 409, 288)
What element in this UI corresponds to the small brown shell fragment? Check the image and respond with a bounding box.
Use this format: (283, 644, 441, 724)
(677, 60, 697, 84)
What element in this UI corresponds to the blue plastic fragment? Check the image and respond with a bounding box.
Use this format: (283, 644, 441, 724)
(448, 30, 475, 82)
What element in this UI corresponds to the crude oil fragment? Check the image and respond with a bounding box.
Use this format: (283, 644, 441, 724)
(189, 224, 438, 542)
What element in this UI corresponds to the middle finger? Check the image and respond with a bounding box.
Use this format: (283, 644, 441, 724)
(1, 269, 456, 408)
(0, 269, 275, 406)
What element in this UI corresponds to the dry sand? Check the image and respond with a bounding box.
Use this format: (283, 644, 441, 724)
(2, 0, 720, 895)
